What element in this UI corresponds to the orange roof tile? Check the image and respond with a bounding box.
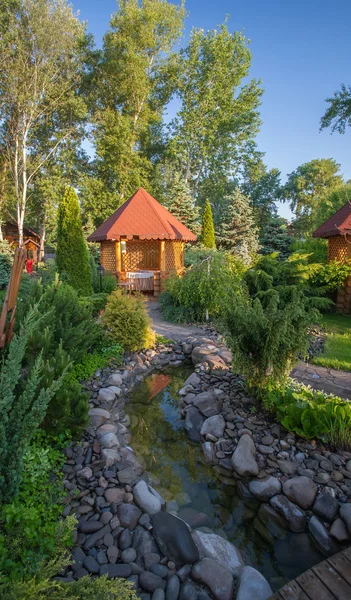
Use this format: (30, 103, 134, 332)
(87, 188, 197, 243)
(313, 202, 351, 238)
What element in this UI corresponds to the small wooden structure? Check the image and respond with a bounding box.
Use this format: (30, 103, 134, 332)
(269, 546, 351, 600)
(87, 188, 197, 296)
(1, 222, 40, 263)
(313, 202, 351, 313)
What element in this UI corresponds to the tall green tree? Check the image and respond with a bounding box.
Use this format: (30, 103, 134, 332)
(0, 0, 89, 246)
(56, 187, 92, 296)
(217, 188, 259, 263)
(283, 158, 344, 235)
(164, 173, 199, 233)
(167, 24, 263, 217)
(241, 153, 282, 228)
(91, 0, 185, 211)
(259, 215, 291, 259)
(320, 84, 351, 134)
(201, 199, 216, 248)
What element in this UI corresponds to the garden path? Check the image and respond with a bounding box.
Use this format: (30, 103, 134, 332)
(147, 300, 351, 400)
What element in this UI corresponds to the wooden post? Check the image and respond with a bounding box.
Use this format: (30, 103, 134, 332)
(0, 247, 26, 348)
(115, 241, 121, 274)
(160, 240, 166, 272)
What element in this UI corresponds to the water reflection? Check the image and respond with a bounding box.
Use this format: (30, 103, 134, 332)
(127, 368, 323, 590)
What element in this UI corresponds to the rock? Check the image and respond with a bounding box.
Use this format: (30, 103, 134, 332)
(84, 524, 112, 550)
(176, 564, 191, 583)
(178, 507, 210, 529)
(185, 407, 205, 442)
(277, 460, 297, 475)
(119, 529, 133, 550)
(72, 547, 86, 568)
(133, 481, 162, 515)
(152, 590, 165, 600)
(139, 571, 167, 593)
(106, 372, 123, 387)
(152, 512, 199, 566)
(339, 503, 351, 534)
(118, 467, 138, 485)
(270, 495, 306, 532)
(107, 545, 119, 564)
(99, 432, 120, 449)
(183, 373, 201, 388)
(151, 564, 168, 578)
(205, 356, 229, 375)
(330, 518, 350, 542)
(83, 555, 99, 574)
(144, 553, 161, 570)
(98, 388, 116, 402)
(312, 493, 339, 522)
(193, 392, 223, 417)
(191, 558, 234, 600)
(179, 582, 198, 600)
(236, 566, 272, 600)
(166, 575, 180, 600)
(192, 345, 218, 365)
(231, 434, 259, 477)
(79, 520, 104, 534)
(201, 415, 225, 439)
(89, 408, 110, 427)
(282, 476, 317, 509)
(101, 449, 121, 467)
(99, 564, 132, 578)
(202, 442, 218, 465)
(133, 526, 159, 557)
(308, 516, 340, 556)
(105, 488, 125, 505)
(121, 548, 137, 563)
(248, 477, 282, 501)
(257, 504, 288, 540)
(118, 503, 142, 530)
(192, 530, 244, 577)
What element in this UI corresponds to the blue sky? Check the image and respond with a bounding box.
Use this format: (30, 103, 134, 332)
(72, 0, 351, 219)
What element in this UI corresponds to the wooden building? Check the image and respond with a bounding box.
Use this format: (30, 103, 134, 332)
(87, 188, 197, 296)
(1, 222, 40, 263)
(313, 202, 351, 313)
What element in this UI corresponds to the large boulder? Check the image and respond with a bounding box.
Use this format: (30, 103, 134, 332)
(192, 345, 218, 365)
(231, 434, 259, 477)
(183, 373, 201, 388)
(193, 392, 223, 417)
(312, 493, 339, 522)
(106, 372, 123, 387)
(185, 407, 205, 442)
(205, 356, 229, 375)
(308, 516, 340, 556)
(192, 530, 244, 577)
(201, 415, 225, 439)
(97, 388, 116, 402)
(88, 408, 110, 427)
(117, 503, 142, 530)
(101, 448, 120, 467)
(248, 477, 281, 502)
(132, 526, 159, 558)
(202, 442, 218, 465)
(270, 495, 306, 532)
(191, 558, 234, 600)
(133, 480, 162, 515)
(236, 566, 272, 600)
(339, 504, 351, 535)
(282, 476, 317, 509)
(152, 511, 199, 566)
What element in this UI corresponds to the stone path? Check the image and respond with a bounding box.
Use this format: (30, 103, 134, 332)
(147, 300, 351, 400)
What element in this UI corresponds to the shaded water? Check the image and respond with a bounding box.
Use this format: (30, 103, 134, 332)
(127, 367, 323, 590)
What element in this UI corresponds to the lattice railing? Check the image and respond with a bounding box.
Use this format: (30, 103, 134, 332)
(165, 241, 184, 272)
(122, 241, 160, 271)
(328, 236, 348, 262)
(101, 241, 116, 271)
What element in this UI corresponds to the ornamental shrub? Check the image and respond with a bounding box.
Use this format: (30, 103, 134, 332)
(312, 259, 351, 291)
(0, 240, 14, 289)
(56, 187, 92, 296)
(102, 290, 155, 351)
(200, 199, 216, 248)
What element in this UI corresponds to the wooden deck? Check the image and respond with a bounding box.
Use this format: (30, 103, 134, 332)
(269, 547, 351, 600)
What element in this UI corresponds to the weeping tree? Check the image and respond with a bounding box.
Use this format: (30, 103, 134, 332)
(56, 187, 92, 296)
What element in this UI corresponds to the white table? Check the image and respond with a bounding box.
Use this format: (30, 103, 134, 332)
(125, 271, 154, 291)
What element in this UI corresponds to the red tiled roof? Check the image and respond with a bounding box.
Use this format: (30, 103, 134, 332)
(87, 188, 197, 243)
(312, 202, 351, 238)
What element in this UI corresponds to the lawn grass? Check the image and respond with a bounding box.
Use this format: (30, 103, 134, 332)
(312, 313, 351, 371)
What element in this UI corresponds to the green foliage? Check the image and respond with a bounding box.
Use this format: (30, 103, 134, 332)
(217, 188, 259, 263)
(36, 259, 58, 286)
(320, 83, 351, 134)
(56, 187, 92, 296)
(0, 239, 14, 288)
(201, 200, 216, 248)
(223, 287, 319, 392)
(160, 252, 243, 322)
(0, 309, 67, 503)
(67, 344, 124, 383)
(81, 292, 109, 316)
(102, 289, 155, 351)
(312, 259, 351, 291)
(163, 173, 200, 233)
(290, 238, 328, 263)
(241, 154, 282, 227)
(0, 431, 73, 581)
(259, 215, 292, 259)
(263, 382, 351, 449)
(184, 246, 219, 268)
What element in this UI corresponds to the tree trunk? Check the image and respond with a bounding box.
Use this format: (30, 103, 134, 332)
(39, 221, 46, 261)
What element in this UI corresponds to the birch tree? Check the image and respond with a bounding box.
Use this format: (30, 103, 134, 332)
(0, 0, 87, 245)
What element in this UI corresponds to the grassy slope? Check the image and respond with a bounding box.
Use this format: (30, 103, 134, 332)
(312, 313, 351, 371)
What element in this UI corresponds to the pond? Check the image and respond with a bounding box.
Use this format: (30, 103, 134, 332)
(126, 367, 324, 591)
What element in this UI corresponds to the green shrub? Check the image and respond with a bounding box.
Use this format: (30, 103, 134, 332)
(67, 343, 124, 382)
(36, 259, 58, 286)
(102, 289, 155, 351)
(81, 292, 109, 317)
(0, 432, 73, 581)
(312, 259, 351, 291)
(56, 187, 92, 296)
(290, 237, 328, 263)
(200, 199, 216, 248)
(160, 252, 244, 323)
(0, 309, 68, 503)
(101, 272, 117, 293)
(0, 240, 13, 289)
(223, 287, 319, 393)
(263, 382, 351, 449)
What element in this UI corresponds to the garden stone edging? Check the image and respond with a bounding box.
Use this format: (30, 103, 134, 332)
(59, 330, 350, 599)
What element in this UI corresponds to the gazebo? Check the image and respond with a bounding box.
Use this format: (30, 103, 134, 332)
(313, 201, 351, 313)
(87, 187, 197, 296)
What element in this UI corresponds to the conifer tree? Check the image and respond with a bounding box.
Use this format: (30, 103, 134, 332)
(165, 174, 200, 233)
(56, 187, 92, 296)
(217, 188, 259, 263)
(201, 199, 216, 248)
